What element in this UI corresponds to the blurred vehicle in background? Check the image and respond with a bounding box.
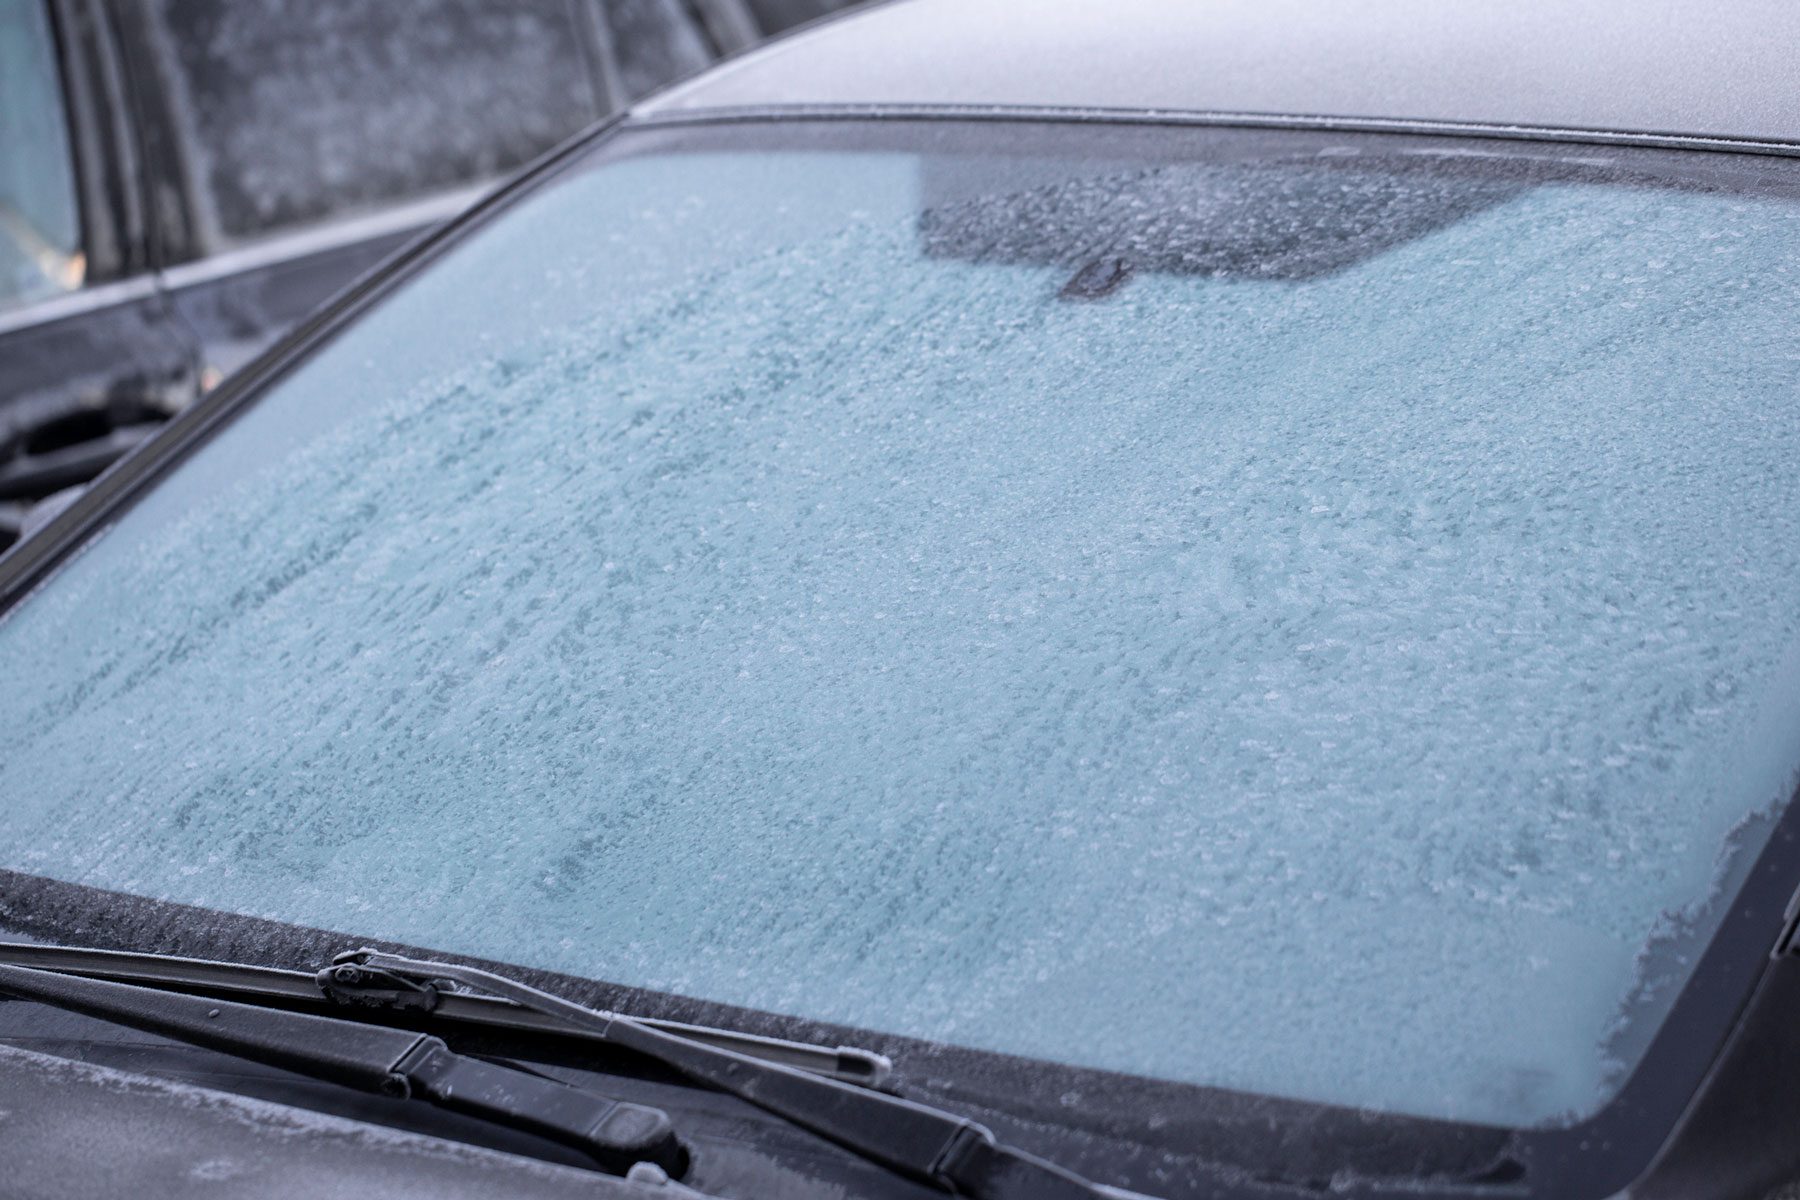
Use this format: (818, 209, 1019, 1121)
(0, 0, 856, 552)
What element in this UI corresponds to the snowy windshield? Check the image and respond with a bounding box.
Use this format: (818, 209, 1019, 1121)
(3, 122, 1800, 1130)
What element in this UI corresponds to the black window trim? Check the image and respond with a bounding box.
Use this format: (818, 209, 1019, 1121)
(5, 105, 1800, 1200)
(58, 0, 153, 281)
(151, 178, 490, 295)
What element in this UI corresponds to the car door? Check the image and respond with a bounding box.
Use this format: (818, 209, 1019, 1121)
(0, 0, 195, 551)
(112, 0, 625, 389)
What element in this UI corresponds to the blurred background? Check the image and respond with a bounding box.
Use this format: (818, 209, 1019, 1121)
(0, 0, 864, 551)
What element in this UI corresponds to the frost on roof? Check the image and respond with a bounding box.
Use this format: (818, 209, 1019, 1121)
(3, 147, 1800, 1129)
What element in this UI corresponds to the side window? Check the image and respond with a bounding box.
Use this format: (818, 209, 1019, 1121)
(0, 0, 83, 310)
(598, 0, 715, 100)
(741, 0, 860, 35)
(140, 0, 605, 250)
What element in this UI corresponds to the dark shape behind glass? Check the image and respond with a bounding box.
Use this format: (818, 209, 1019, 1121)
(920, 157, 1527, 284)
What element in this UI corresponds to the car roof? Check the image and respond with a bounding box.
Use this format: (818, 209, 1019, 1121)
(639, 0, 1800, 146)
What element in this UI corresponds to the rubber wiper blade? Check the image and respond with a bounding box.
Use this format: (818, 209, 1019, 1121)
(0, 962, 685, 1176)
(0, 940, 891, 1089)
(335, 948, 1140, 1200)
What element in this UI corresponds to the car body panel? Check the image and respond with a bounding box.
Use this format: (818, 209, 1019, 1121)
(0, 1042, 680, 1200)
(0, 283, 192, 509)
(642, 0, 1800, 145)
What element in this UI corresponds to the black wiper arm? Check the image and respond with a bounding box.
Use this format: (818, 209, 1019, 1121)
(333, 948, 1145, 1200)
(0, 962, 685, 1176)
(0, 943, 1147, 1197)
(0, 940, 890, 1088)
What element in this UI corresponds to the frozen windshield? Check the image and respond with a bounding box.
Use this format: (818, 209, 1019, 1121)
(3, 122, 1800, 1130)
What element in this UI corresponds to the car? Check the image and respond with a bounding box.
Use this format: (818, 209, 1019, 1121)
(0, 0, 858, 553)
(3, 0, 1800, 1196)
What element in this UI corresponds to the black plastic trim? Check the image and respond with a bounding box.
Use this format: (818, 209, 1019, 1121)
(43, 0, 127, 282)
(628, 101, 1800, 161)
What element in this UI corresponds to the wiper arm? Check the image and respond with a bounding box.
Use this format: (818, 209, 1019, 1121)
(0, 940, 890, 1088)
(331, 948, 1138, 1200)
(0, 943, 1143, 1198)
(0, 961, 685, 1176)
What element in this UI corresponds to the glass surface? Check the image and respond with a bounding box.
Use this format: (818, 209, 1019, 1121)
(594, 0, 714, 99)
(4, 122, 1800, 1129)
(143, 0, 601, 246)
(0, 0, 82, 308)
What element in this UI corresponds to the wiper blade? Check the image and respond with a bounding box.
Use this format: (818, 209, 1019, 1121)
(332, 948, 1138, 1200)
(0, 961, 685, 1175)
(0, 940, 890, 1088)
(0, 943, 1143, 1198)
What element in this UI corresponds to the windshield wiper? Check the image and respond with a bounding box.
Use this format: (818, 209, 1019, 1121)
(325, 948, 1137, 1200)
(0, 943, 1144, 1199)
(0, 940, 891, 1088)
(0, 960, 686, 1175)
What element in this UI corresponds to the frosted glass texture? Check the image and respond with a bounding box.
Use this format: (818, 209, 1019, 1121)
(4, 124, 1800, 1129)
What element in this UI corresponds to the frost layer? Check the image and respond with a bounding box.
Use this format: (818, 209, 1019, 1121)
(4, 148, 1800, 1128)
